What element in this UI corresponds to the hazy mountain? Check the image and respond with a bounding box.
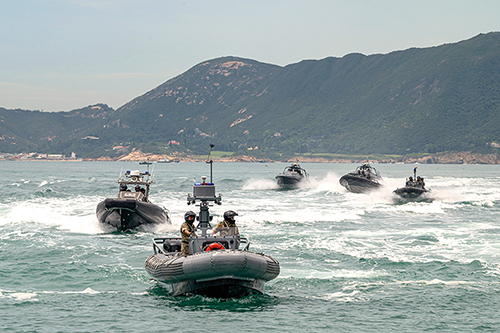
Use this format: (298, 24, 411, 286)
(2, 32, 500, 158)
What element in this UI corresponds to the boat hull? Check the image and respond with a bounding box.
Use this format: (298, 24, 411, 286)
(339, 174, 382, 193)
(96, 198, 169, 230)
(145, 250, 280, 297)
(393, 187, 431, 201)
(157, 277, 266, 298)
(275, 175, 304, 189)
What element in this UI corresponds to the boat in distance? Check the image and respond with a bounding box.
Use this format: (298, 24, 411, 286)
(393, 167, 432, 201)
(145, 145, 280, 297)
(339, 163, 383, 193)
(96, 167, 170, 230)
(275, 162, 309, 188)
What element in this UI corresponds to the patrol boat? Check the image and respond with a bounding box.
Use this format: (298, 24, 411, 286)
(393, 167, 431, 201)
(275, 162, 309, 189)
(145, 145, 280, 297)
(96, 165, 170, 230)
(339, 163, 383, 193)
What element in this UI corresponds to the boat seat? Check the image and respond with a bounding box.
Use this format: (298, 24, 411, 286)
(163, 239, 182, 253)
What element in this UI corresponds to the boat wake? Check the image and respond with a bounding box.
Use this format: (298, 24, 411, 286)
(243, 178, 279, 190)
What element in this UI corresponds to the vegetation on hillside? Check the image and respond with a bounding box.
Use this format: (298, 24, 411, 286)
(1, 32, 500, 159)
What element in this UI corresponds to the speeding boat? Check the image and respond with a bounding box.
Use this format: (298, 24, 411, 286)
(393, 167, 431, 201)
(339, 163, 383, 193)
(145, 145, 280, 297)
(275, 162, 308, 188)
(96, 166, 170, 230)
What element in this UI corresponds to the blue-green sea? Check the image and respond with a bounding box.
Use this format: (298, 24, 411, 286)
(1, 161, 500, 332)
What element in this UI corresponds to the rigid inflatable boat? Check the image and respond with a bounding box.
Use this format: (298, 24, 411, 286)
(96, 166, 170, 230)
(275, 162, 308, 189)
(339, 163, 383, 193)
(394, 167, 432, 201)
(145, 145, 280, 297)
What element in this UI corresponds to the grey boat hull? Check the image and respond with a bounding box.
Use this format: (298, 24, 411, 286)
(393, 187, 431, 201)
(145, 250, 280, 297)
(155, 276, 266, 298)
(96, 198, 169, 230)
(275, 174, 304, 189)
(339, 174, 382, 193)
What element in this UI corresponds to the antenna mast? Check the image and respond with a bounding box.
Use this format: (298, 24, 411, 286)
(206, 144, 215, 183)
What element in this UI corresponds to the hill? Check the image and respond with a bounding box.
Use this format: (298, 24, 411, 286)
(1, 32, 500, 159)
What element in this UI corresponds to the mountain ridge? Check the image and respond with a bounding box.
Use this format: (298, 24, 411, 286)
(1, 32, 500, 159)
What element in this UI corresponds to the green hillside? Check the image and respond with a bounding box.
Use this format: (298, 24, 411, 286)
(1, 32, 500, 158)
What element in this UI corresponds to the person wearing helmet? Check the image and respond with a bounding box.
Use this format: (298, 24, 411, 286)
(180, 211, 197, 255)
(212, 210, 239, 236)
(406, 176, 414, 187)
(120, 184, 128, 191)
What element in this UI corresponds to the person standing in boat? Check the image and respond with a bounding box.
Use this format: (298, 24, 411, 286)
(180, 211, 197, 255)
(406, 176, 414, 187)
(416, 176, 423, 188)
(212, 210, 239, 236)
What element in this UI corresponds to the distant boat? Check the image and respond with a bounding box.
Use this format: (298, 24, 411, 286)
(96, 169, 170, 230)
(339, 163, 383, 193)
(157, 158, 172, 163)
(393, 167, 432, 201)
(275, 162, 308, 189)
(173, 159, 180, 163)
(139, 161, 152, 165)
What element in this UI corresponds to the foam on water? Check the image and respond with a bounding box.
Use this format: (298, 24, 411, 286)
(242, 178, 279, 190)
(0, 291, 38, 302)
(2, 161, 500, 332)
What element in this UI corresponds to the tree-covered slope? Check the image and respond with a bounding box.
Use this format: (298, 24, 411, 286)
(1, 32, 500, 157)
(0, 104, 112, 155)
(109, 32, 500, 155)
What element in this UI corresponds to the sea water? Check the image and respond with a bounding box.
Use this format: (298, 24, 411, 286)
(1, 161, 500, 332)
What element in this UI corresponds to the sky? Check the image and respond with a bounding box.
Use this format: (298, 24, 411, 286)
(1, 0, 499, 112)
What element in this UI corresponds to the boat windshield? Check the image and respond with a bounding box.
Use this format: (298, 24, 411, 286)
(282, 164, 308, 177)
(355, 164, 380, 177)
(116, 170, 153, 200)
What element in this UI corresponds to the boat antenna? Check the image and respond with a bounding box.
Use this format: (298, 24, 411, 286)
(149, 164, 155, 182)
(206, 144, 215, 183)
(413, 167, 417, 180)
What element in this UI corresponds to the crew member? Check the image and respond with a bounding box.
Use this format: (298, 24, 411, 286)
(180, 211, 197, 255)
(212, 210, 240, 236)
(416, 176, 423, 188)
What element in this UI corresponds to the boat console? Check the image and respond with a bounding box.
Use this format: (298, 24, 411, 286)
(151, 144, 249, 256)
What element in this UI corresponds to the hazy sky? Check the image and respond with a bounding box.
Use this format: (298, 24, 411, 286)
(1, 0, 499, 112)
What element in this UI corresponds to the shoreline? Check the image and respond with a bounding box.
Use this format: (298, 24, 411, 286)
(2, 150, 499, 164)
